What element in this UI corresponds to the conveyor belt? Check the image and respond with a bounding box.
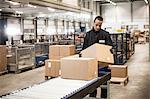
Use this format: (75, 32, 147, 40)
(1, 72, 110, 99)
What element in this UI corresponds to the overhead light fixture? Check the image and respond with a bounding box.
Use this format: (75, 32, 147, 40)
(15, 11, 23, 14)
(106, 0, 116, 5)
(144, 0, 148, 4)
(66, 12, 74, 15)
(6, 0, 20, 5)
(27, 4, 37, 8)
(47, 7, 55, 12)
(6, 27, 20, 36)
(37, 12, 46, 17)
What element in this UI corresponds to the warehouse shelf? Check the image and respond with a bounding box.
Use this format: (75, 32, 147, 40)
(7, 46, 35, 73)
(110, 33, 135, 65)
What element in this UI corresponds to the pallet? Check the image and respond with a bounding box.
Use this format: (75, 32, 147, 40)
(0, 70, 8, 76)
(7, 65, 36, 74)
(15, 66, 36, 74)
(110, 76, 129, 86)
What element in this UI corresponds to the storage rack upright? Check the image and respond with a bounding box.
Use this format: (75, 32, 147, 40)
(110, 33, 127, 65)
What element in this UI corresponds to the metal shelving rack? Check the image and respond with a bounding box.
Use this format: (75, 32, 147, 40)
(110, 33, 127, 65)
(34, 42, 49, 66)
(7, 46, 35, 73)
(125, 33, 135, 59)
(110, 33, 135, 65)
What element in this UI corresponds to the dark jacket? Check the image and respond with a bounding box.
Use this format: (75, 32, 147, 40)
(82, 28, 113, 50)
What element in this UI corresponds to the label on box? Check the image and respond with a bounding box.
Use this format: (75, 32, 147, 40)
(99, 40, 105, 44)
(48, 62, 51, 68)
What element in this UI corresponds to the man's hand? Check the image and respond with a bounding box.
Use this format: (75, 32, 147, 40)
(110, 48, 114, 54)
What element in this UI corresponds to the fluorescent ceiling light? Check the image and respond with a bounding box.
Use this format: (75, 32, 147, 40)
(144, 0, 148, 4)
(27, 4, 37, 8)
(15, 11, 23, 14)
(106, 0, 116, 5)
(47, 7, 55, 12)
(66, 12, 74, 15)
(6, 0, 20, 5)
(6, 27, 20, 36)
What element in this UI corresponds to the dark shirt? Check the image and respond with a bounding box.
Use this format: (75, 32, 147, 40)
(82, 28, 113, 50)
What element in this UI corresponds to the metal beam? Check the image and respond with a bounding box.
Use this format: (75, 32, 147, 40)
(11, 0, 92, 13)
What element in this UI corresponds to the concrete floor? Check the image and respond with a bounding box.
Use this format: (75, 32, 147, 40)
(109, 43, 150, 99)
(0, 43, 149, 99)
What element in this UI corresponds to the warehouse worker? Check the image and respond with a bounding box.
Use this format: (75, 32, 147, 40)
(82, 16, 113, 98)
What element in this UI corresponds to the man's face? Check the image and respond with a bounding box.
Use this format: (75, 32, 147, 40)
(93, 19, 103, 31)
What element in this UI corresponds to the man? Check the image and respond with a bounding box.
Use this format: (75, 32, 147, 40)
(82, 16, 112, 50)
(82, 16, 113, 98)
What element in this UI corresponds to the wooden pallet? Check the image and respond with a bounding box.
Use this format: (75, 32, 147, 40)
(110, 76, 129, 86)
(19, 66, 35, 74)
(13, 65, 35, 74)
(0, 70, 8, 76)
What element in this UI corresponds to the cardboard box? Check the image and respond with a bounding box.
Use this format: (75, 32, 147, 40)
(59, 45, 75, 57)
(0, 45, 7, 72)
(49, 45, 75, 60)
(45, 59, 60, 77)
(81, 43, 114, 66)
(109, 65, 128, 78)
(49, 45, 60, 59)
(49, 56, 61, 60)
(61, 57, 98, 80)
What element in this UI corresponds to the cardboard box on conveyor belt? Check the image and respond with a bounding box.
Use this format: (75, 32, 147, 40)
(61, 57, 98, 80)
(81, 43, 114, 67)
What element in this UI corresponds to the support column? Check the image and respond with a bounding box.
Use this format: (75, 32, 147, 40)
(149, 5, 150, 61)
(131, 2, 133, 22)
(34, 18, 38, 40)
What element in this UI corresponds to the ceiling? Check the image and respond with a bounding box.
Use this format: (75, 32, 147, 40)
(111, 0, 143, 2)
(0, 0, 147, 19)
(0, 0, 67, 18)
(94, 0, 144, 4)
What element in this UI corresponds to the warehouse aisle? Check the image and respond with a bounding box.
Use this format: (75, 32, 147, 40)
(0, 43, 149, 99)
(109, 43, 150, 99)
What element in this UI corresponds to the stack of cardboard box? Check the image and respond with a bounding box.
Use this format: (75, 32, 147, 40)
(138, 33, 146, 44)
(45, 45, 75, 78)
(0, 45, 7, 73)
